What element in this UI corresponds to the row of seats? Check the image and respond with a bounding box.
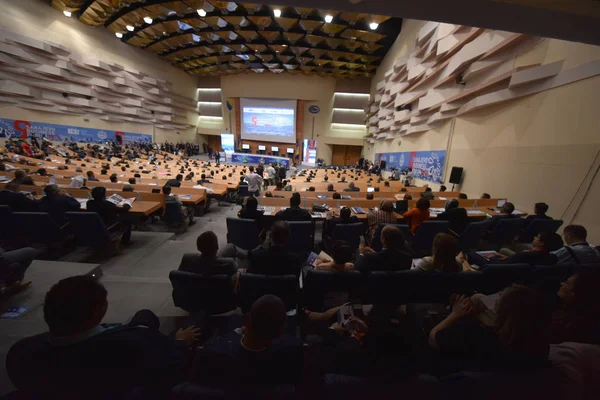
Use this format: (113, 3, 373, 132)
(169, 262, 598, 314)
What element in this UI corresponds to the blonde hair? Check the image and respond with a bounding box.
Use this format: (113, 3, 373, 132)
(431, 233, 460, 272)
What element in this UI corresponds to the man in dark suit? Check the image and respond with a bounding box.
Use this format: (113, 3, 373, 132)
(247, 221, 303, 276)
(166, 174, 183, 187)
(38, 184, 81, 225)
(480, 201, 519, 232)
(343, 182, 360, 192)
(466, 232, 562, 267)
(275, 192, 311, 222)
(10, 169, 34, 186)
(86, 186, 132, 244)
(437, 199, 469, 234)
(523, 202, 552, 227)
(179, 231, 237, 276)
(6, 276, 200, 399)
(0, 182, 39, 211)
(355, 225, 412, 274)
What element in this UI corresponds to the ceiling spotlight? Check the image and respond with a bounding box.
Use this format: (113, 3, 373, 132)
(115, 32, 123, 38)
(63, 10, 72, 17)
(324, 15, 333, 23)
(126, 25, 134, 31)
(143, 17, 153, 24)
(273, 9, 281, 18)
(197, 9, 207, 17)
(369, 22, 379, 30)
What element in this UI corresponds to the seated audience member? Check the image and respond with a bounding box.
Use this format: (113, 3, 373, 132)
(194, 295, 303, 387)
(439, 185, 447, 192)
(356, 225, 412, 274)
(403, 194, 412, 200)
(86, 171, 99, 182)
(36, 168, 48, 176)
(167, 174, 183, 187)
(551, 271, 600, 344)
(308, 186, 316, 192)
(464, 232, 562, 268)
(367, 200, 397, 238)
(344, 181, 359, 192)
(100, 168, 107, 175)
(552, 225, 600, 264)
(109, 173, 118, 183)
(332, 192, 341, 199)
(315, 241, 355, 272)
(198, 174, 211, 184)
(274, 182, 284, 191)
(437, 199, 469, 234)
(39, 184, 81, 224)
(325, 207, 359, 241)
(523, 202, 552, 227)
(122, 185, 135, 192)
(68, 175, 88, 189)
(0, 246, 36, 294)
(276, 192, 311, 221)
(458, 193, 468, 200)
(128, 178, 136, 185)
(11, 170, 34, 186)
(481, 193, 491, 199)
(421, 187, 435, 200)
(429, 285, 550, 371)
(86, 187, 132, 244)
(163, 185, 195, 225)
(6, 276, 200, 398)
(0, 182, 39, 211)
(327, 183, 335, 192)
(247, 221, 303, 276)
(416, 233, 464, 272)
(480, 201, 518, 232)
(264, 191, 273, 197)
(179, 231, 237, 276)
(403, 198, 430, 234)
(366, 192, 374, 200)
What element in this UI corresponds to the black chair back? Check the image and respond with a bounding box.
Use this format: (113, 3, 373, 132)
(459, 221, 487, 252)
(0, 205, 14, 241)
(489, 218, 525, 249)
(520, 219, 563, 243)
(413, 221, 450, 254)
(169, 271, 236, 314)
(370, 223, 410, 251)
(66, 212, 115, 247)
(480, 263, 533, 293)
(287, 221, 314, 255)
(238, 273, 298, 313)
(303, 269, 363, 310)
(13, 212, 67, 244)
(226, 217, 261, 250)
(331, 222, 364, 249)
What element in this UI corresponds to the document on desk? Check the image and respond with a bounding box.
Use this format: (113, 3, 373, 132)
(75, 198, 88, 208)
(258, 206, 276, 216)
(411, 258, 423, 269)
(177, 195, 192, 200)
(467, 210, 485, 215)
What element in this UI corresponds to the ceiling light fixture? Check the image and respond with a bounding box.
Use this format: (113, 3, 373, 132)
(115, 32, 123, 38)
(369, 22, 379, 30)
(63, 10, 72, 17)
(197, 9, 207, 17)
(126, 25, 134, 31)
(324, 15, 333, 23)
(273, 9, 281, 17)
(143, 17, 153, 24)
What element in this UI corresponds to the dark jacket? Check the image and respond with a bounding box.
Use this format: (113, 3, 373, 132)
(86, 199, 120, 227)
(467, 249, 558, 267)
(247, 246, 303, 276)
(276, 206, 312, 222)
(0, 190, 39, 211)
(38, 195, 81, 224)
(166, 179, 181, 187)
(481, 213, 519, 232)
(437, 207, 469, 234)
(355, 248, 413, 275)
(523, 214, 552, 228)
(325, 216, 359, 238)
(178, 254, 237, 276)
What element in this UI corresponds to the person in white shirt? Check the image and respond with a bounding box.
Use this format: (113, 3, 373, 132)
(266, 163, 276, 187)
(244, 165, 263, 197)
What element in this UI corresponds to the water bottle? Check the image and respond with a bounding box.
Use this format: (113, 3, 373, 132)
(473, 199, 478, 209)
(303, 196, 307, 208)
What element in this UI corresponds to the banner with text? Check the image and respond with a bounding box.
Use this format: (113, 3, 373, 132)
(0, 118, 153, 144)
(375, 150, 446, 184)
(230, 153, 290, 167)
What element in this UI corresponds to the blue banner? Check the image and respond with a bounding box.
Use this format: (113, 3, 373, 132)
(0, 118, 152, 144)
(375, 150, 446, 184)
(230, 153, 290, 167)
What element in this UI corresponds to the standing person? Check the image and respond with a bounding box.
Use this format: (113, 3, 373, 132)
(277, 163, 287, 183)
(215, 150, 221, 166)
(266, 163, 276, 187)
(244, 166, 263, 197)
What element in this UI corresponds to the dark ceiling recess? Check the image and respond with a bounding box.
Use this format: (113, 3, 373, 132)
(51, 0, 402, 78)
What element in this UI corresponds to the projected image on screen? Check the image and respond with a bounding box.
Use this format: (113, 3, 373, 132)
(243, 107, 294, 136)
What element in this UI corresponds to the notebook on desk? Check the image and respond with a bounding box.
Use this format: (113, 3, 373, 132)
(351, 206, 365, 214)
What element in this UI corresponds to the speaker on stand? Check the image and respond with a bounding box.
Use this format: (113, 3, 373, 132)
(449, 167, 463, 191)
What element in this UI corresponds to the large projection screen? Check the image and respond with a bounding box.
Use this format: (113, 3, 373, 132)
(240, 98, 297, 144)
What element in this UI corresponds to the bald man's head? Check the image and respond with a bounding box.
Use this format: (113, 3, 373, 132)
(248, 295, 286, 341)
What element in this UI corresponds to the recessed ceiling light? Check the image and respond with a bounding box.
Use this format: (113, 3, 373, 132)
(143, 17, 153, 24)
(63, 10, 72, 17)
(115, 32, 123, 38)
(273, 9, 281, 18)
(197, 9, 207, 17)
(126, 25, 134, 31)
(324, 15, 333, 23)
(369, 22, 379, 30)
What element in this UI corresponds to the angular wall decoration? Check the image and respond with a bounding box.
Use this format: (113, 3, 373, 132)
(0, 29, 198, 130)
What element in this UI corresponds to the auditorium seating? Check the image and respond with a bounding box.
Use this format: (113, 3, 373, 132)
(488, 218, 525, 250)
(286, 221, 315, 255)
(0, 205, 14, 242)
(331, 223, 364, 250)
(412, 221, 450, 255)
(457, 221, 487, 251)
(238, 273, 298, 313)
(14, 212, 71, 245)
(169, 271, 236, 315)
(520, 218, 564, 243)
(369, 223, 410, 251)
(65, 212, 122, 251)
(226, 217, 261, 250)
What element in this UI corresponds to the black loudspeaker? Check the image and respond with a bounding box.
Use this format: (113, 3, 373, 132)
(449, 167, 463, 184)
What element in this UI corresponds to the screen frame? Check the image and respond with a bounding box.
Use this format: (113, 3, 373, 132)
(240, 98, 297, 144)
(271, 146, 279, 152)
(286, 148, 294, 153)
(258, 145, 266, 151)
(241, 144, 250, 149)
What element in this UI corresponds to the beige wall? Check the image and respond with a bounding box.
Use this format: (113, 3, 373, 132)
(0, 0, 199, 143)
(366, 19, 600, 242)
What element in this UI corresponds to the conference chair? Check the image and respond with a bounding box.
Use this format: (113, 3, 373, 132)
(226, 217, 261, 250)
(457, 221, 487, 252)
(163, 202, 186, 231)
(169, 270, 237, 314)
(480, 263, 533, 294)
(287, 221, 314, 255)
(238, 273, 298, 313)
(412, 221, 450, 256)
(488, 218, 525, 250)
(237, 184, 250, 198)
(303, 269, 363, 311)
(13, 212, 71, 245)
(0, 205, 15, 242)
(520, 219, 563, 243)
(331, 222, 364, 250)
(65, 212, 122, 252)
(369, 223, 411, 251)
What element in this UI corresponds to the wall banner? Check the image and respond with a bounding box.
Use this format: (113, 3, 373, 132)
(230, 153, 290, 167)
(375, 150, 446, 184)
(0, 118, 153, 144)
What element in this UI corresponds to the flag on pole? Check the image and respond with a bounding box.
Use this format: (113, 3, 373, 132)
(226, 100, 234, 111)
